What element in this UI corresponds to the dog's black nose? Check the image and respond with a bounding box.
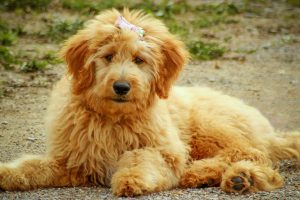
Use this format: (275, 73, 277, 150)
(113, 81, 131, 95)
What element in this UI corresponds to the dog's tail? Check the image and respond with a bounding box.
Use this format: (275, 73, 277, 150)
(267, 131, 300, 163)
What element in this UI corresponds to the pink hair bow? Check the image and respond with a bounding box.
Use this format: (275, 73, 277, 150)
(115, 16, 145, 39)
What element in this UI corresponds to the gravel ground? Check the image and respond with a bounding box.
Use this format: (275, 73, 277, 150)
(0, 161, 299, 200)
(0, 0, 300, 199)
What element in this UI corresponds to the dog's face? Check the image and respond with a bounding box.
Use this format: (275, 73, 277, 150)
(61, 9, 188, 116)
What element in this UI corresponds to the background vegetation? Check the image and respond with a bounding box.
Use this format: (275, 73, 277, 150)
(0, 0, 299, 72)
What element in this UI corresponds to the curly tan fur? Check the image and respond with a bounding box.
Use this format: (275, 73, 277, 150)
(0, 9, 299, 197)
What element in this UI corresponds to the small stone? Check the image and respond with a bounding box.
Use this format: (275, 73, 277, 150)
(289, 80, 298, 85)
(214, 62, 220, 69)
(262, 43, 272, 49)
(1, 121, 8, 125)
(26, 137, 37, 142)
(208, 77, 216, 82)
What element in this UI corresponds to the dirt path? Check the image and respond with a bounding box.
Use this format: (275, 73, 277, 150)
(1, 56, 300, 199)
(1, 1, 300, 199)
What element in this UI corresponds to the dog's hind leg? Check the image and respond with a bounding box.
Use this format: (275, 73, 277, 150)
(180, 146, 283, 193)
(267, 131, 300, 163)
(111, 147, 187, 197)
(221, 160, 283, 193)
(0, 155, 69, 191)
(218, 131, 299, 193)
(180, 157, 228, 188)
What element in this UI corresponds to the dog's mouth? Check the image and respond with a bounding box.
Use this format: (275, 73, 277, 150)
(111, 97, 129, 103)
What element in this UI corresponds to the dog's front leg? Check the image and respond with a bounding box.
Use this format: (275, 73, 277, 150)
(111, 147, 187, 197)
(0, 155, 69, 191)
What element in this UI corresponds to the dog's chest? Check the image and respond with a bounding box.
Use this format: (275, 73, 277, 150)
(65, 118, 158, 185)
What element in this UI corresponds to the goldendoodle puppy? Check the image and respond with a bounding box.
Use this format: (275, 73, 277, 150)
(0, 9, 299, 197)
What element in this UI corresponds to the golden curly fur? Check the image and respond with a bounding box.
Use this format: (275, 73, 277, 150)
(0, 9, 299, 197)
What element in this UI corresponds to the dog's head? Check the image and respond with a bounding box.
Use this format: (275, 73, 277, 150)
(60, 9, 189, 116)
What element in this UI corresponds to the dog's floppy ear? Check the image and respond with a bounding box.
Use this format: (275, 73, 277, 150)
(156, 37, 189, 98)
(60, 32, 95, 94)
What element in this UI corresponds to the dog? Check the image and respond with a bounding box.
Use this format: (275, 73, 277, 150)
(0, 9, 299, 197)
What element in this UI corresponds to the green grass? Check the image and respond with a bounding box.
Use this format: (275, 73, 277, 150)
(165, 19, 189, 37)
(0, 19, 26, 46)
(20, 60, 48, 72)
(61, 0, 92, 11)
(39, 19, 84, 41)
(0, 46, 16, 69)
(192, 2, 239, 28)
(281, 35, 297, 44)
(61, 0, 190, 18)
(193, 16, 238, 28)
(234, 48, 257, 54)
(0, 20, 16, 46)
(236, 0, 268, 15)
(0, 31, 17, 46)
(0, 89, 3, 98)
(43, 50, 61, 64)
(5, 0, 288, 67)
(286, 0, 300, 6)
(1, 0, 52, 10)
(0, 20, 25, 69)
(188, 41, 225, 60)
(143, 0, 190, 19)
(61, 0, 130, 13)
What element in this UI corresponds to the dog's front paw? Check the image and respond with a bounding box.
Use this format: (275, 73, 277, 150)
(111, 170, 153, 197)
(0, 165, 28, 191)
(0, 166, 8, 191)
(0, 165, 10, 191)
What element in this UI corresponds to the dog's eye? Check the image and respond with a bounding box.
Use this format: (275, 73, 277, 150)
(105, 54, 113, 62)
(133, 57, 144, 65)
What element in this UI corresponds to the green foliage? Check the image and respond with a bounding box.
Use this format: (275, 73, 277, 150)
(20, 60, 48, 72)
(165, 20, 189, 37)
(281, 35, 297, 44)
(143, 0, 190, 19)
(0, 46, 15, 69)
(0, 20, 20, 69)
(0, 89, 3, 98)
(0, 20, 16, 46)
(61, 0, 91, 11)
(193, 2, 239, 28)
(4, 0, 284, 65)
(43, 51, 61, 64)
(237, 0, 267, 15)
(61, 0, 128, 13)
(195, 2, 239, 15)
(193, 15, 238, 28)
(61, 0, 190, 18)
(1, 0, 52, 10)
(40, 19, 84, 41)
(286, 0, 300, 6)
(0, 31, 17, 46)
(234, 48, 257, 54)
(188, 41, 225, 60)
(0, 20, 26, 46)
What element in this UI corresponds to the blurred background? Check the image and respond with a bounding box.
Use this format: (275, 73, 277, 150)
(0, 0, 299, 70)
(0, 1, 300, 199)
